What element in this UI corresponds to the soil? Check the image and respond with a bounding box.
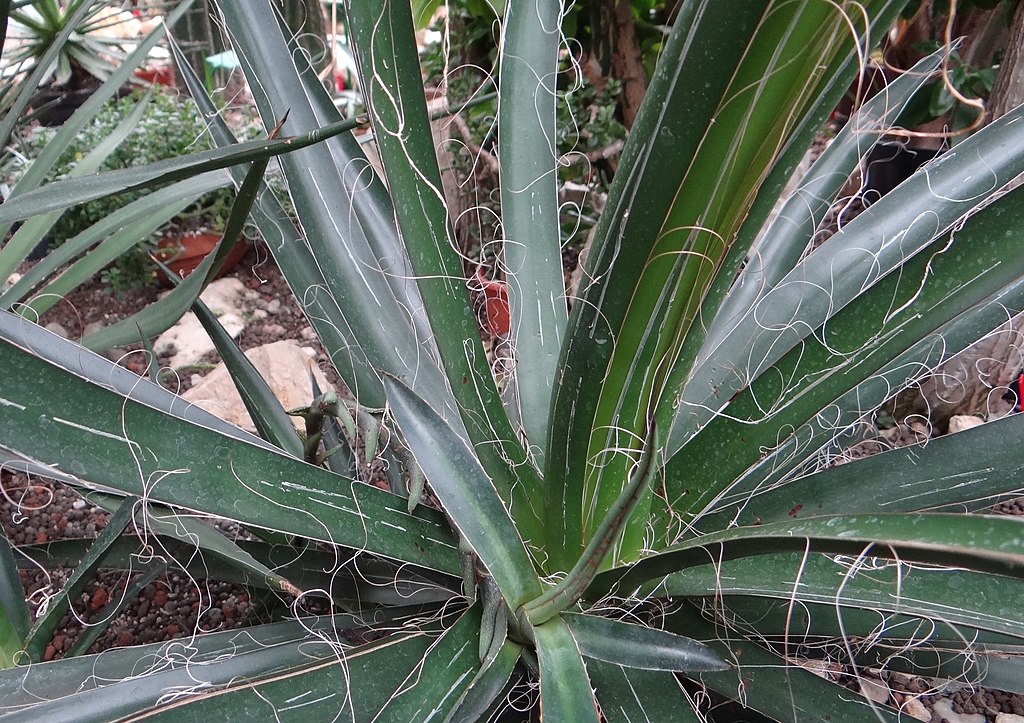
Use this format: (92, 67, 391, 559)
(3, 229, 1024, 719)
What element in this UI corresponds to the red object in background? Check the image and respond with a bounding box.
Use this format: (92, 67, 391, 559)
(336, 73, 346, 92)
(477, 275, 510, 337)
(155, 232, 247, 288)
(135, 64, 176, 87)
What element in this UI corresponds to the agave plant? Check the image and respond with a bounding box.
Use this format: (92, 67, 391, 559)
(2, 0, 1024, 720)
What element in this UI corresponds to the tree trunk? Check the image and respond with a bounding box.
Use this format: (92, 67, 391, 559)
(609, 0, 645, 129)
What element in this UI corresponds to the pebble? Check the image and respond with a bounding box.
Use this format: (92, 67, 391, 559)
(903, 697, 931, 722)
(266, 299, 282, 314)
(44, 322, 69, 338)
(860, 678, 890, 704)
(997, 715, 1024, 723)
(72, 499, 86, 510)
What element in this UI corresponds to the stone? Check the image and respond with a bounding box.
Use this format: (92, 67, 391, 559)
(182, 340, 330, 432)
(901, 697, 931, 722)
(948, 414, 984, 434)
(153, 278, 250, 368)
(931, 699, 983, 723)
(996, 714, 1024, 723)
(154, 312, 245, 369)
(266, 299, 282, 314)
(44, 322, 68, 338)
(198, 278, 247, 316)
(5, 272, 21, 290)
(859, 678, 890, 705)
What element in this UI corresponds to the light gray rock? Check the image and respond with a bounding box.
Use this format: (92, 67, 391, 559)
(182, 340, 330, 432)
(948, 414, 984, 434)
(44, 322, 68, 338)
(902, 697, 931, 722)
(153, 279, 249, 369)
(154, 312, 245, 369)
(996, 714, 1024, 723)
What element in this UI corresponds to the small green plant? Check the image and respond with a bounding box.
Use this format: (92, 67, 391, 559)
(11, 89, 238, 290)
(2, 1, 1024, 721)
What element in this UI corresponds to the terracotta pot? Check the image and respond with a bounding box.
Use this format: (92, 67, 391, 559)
(155, 232, 246, 287)
(479, 278, 510, 337)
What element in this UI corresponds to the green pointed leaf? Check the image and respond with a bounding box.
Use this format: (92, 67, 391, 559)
(592, 513, 1024, 599)
(0, 115, 362, 228)
(0, 621, 351, 720)
(186, 298, 304, 458)
(23, 495, 136, 661)
(0, 90, 154, 283)
(499, 0, 567, 464)
(79, 146, 268, 352)
(373, 606, 482, 721)
(671, 608, 900, 722)
(587, 661, 701, 723)
(564, 612, 725, 672)
(384, 375, 541, 608)
(346, 0, 544, 539)
(0, 535, 30, 668)
(447, 640, 521, 723)
(0, 173, 228, 311)
(0, 0, 196, 245)
(534, 615, 599, 723)
(673, 101, 1024, 460)
(62, 561, 165, 659)
(666, 185, 1024, 525)
(724, 411, 1024, 527)
(0, 312, 460, 575)
(656, 551, 1024, 641)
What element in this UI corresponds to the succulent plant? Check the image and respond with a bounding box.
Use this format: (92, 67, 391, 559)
(2, 1, 1024, 720)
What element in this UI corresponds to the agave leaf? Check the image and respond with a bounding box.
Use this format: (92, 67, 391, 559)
(564, 612, 725, 672)
(0, 90, 153, 283)
(546, 0, 898, 571)
(23, 495, 136, 662)
(860, 641, 1024, 694)
(672, 608, 901, 722)
(0, 617, 344, 715)
(0, 535, 30, 668)
(384, 375, 541, 608)
(0, 0, 94, 150)
(214, 2, 453, 417)
(0, 0, 195, 246)
(592, 513, 1024, 599)
(186, 298, 305, 459)
(0, 313, 460, 575)
(498, 0, 567, 464)
(168, 39, 401, 415)
(114, 609, 476, 721)
(656, 551, 1024, 641)
(62, 560, 165, 659)
(371, 606, 483, 721)
(701, 49, 945, 353)
(586, 661, 702, 723)
(345, 0, 544, 538)
(446, 640, 522, 723)
(87, 492, 301, 597)
(0, 623, 353, 720)
(719, 410, 1024, 528)
(534, 615, 599, 723)
(79, 144, 269, 352)
(0, 115, 362, 228)
(672, 101, 1024, 460)
(665, 185, 1024, 525)
(0, 173, 227, 310)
